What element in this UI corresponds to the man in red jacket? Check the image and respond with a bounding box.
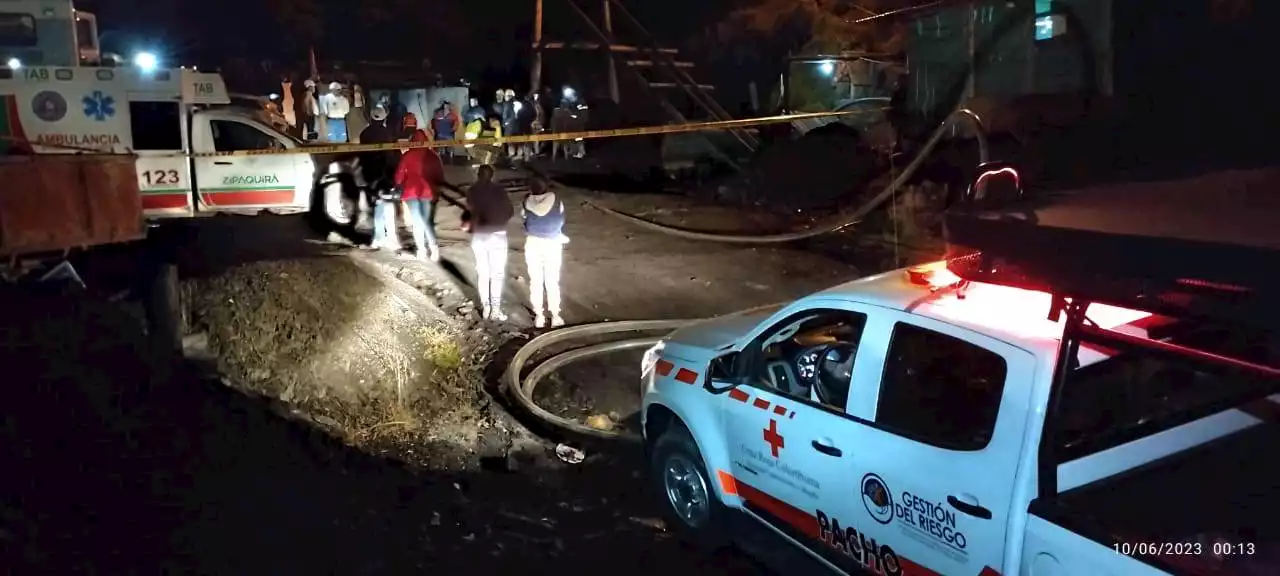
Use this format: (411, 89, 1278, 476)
(395, 130, 442, 261)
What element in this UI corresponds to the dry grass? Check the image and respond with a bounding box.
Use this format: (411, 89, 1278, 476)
(186, 258, 499, 469)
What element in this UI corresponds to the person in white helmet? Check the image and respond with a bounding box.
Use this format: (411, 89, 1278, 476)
(358, 105, 401, 250)
(320, 81, 351, 143)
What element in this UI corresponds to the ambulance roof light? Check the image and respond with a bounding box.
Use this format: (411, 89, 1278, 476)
(906, 261, 962, 289)
(133, 51, 158, 73)
(5, 57, 19, 69)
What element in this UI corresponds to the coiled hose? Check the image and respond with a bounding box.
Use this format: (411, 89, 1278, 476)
(503, 305, 784, 441)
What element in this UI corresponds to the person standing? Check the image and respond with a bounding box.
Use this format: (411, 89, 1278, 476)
(501, 89, 521, 161)
(527, 91, 546, 157)
(395, 129, 442, 261)
(321, 82, 351, 143)
(429, 100, 459, 163)
(464, 164, 514, 321)
(359, 105, 402, 251)
(464, 97, 486, 124)
(521, 178, 567, 328)
(304, 80, 324, 141)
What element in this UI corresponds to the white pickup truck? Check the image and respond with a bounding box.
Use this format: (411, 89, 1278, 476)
(640, 168, 1280, 576)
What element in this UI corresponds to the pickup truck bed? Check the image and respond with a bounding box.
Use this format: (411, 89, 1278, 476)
(1040, 422, 1280, 573)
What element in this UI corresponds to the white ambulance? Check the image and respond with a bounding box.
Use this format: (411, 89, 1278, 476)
(640, 170, 1280, 576)
(0, 64, 317, 219)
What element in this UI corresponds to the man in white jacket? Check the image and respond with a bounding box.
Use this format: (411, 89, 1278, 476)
(320, 82, 351, 143)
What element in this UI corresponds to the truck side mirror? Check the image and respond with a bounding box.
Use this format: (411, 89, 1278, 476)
(708, 352, 740, 389)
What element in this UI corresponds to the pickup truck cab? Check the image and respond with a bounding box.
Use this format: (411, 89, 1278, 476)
(641, 169, 1280, 576)
(0, 64, 319, 220)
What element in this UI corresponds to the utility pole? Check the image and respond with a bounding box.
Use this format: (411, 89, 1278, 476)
(531, 0, 544, 93)
(603, 0, 619, 103)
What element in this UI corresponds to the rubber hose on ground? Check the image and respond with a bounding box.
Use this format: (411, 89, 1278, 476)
(505, 304, 787, 440)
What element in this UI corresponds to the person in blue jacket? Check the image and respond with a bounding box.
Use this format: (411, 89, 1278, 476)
(521, 177, 568, 328)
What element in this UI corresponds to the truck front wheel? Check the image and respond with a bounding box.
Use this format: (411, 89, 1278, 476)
(649, 425, 727, 549)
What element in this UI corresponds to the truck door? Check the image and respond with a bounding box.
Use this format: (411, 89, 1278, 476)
(190, 116, 306, 212)
(130, 101, 193, 218)
(721, 304, 902, 574)
(837, 314, 1036, 576)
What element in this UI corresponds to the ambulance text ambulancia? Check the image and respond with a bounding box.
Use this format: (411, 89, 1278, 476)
(640, 181, 1280, 576)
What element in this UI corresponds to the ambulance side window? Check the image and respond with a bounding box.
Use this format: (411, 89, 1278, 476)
(129, 102, 182, 151)
(875, 322, 1007, 451)
(211, 120, 280, 152)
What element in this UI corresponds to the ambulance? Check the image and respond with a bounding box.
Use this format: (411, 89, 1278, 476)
(0, 64, 318, 219)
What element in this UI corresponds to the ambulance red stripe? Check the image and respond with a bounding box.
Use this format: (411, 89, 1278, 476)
(200, 189, 294, 206)
(674, 368, 699, 384)
(728, 388, 750, 403)
(141, 193, 189, 210)
(752, 398, 771, 410)
(655, 360, 674, 377)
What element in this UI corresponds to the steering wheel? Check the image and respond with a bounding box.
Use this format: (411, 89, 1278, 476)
(794, 344, 831, 384)
(797, 343, 856, 408)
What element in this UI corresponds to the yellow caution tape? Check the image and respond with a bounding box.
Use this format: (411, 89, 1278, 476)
(194, 108, 885, 157)
(2, 108, 884, 158)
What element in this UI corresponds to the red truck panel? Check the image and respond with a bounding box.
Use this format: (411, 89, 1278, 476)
(0, 155, 145, 257)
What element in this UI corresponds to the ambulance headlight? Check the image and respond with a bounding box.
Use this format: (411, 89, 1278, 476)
(642, 340, 665, 376)
(5, 57, 19, 69)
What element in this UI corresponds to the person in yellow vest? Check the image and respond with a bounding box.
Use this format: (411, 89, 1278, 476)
(463, 116, 484, 163)
(471, 117, 503, 166)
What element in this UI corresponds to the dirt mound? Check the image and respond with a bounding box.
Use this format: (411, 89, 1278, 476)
(185, 255, 501, 470)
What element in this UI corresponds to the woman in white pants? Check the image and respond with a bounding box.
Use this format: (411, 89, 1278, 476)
(463, 165, 515, 321)
(521, 178, 567, 328)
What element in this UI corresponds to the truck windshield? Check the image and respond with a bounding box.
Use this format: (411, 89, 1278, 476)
(1056, 323, 1278, 458)
(0, 13, 37, 47)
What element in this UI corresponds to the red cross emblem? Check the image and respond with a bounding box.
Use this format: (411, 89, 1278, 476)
(763, 419, 785, 457)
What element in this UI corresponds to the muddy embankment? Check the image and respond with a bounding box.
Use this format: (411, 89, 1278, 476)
(183, 253, 517, 470)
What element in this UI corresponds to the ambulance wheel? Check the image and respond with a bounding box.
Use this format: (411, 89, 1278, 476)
(650, 425, 727, 549)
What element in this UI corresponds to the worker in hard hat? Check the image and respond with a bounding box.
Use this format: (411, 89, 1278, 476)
(358, 104, 402, 251)
(501, 88, 521, 161)
(320, 82, 351, 143)
(429, 100, 460, 163)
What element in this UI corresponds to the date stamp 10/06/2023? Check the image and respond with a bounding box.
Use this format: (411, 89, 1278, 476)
(1114, 540, 1257, 558)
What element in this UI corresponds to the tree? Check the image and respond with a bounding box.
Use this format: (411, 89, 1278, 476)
(716, 0, 913, 56)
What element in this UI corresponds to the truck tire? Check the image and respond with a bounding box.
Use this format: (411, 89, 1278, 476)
(143, 259, 182, 356)
(649, 424, 728, 549)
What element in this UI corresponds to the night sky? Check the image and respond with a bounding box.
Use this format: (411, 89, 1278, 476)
(76, 0, 743, 88)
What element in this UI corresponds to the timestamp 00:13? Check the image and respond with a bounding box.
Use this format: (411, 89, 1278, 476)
(1114, 541, 1256, 557)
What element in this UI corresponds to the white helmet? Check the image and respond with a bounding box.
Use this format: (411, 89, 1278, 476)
(329, 81, 342, 92)
(370, 105, 388, 121)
